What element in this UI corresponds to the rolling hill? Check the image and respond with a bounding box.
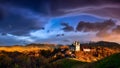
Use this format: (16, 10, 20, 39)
(49, 53, 120, 68)
(94, 53, 120, 68)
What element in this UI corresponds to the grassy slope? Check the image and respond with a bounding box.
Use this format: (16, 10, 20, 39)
(50, 53, 120, 68)
(94, 53, 120, 68)
(51, 58, 86, 68)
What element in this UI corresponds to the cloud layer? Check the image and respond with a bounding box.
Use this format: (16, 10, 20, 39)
(0, 0, 120, 45)
(76, 20, 116, 36)
(0, 4, 48, 36)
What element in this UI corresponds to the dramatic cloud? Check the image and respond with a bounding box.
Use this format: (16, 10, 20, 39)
(0, 13, 42, 36)
(75, 19, 120, 43)
(52, 0, 120, 22)
(58, 4, 120, 20)
(76, 20, 115, 32)
(76, 20, 117, 37)
(61, 22, 74, 32)
(0, 0, 120, 45)
(0, 4, 48, 36)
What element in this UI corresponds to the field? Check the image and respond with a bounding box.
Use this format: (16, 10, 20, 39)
(0, 46, 52, 52)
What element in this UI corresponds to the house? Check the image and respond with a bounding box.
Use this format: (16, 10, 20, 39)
(83, 48, 91, 52)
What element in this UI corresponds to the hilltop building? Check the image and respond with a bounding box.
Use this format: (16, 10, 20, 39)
(70, 41, 80, 51)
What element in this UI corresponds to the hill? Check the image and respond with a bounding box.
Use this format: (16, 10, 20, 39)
(49, 58, 86, 68)
(48, 53, 120, 68)
(94, 53, 120, 68)
(82, 41, 120, 47)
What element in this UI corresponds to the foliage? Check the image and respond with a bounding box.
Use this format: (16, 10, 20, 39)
(0, 51, 49, 68)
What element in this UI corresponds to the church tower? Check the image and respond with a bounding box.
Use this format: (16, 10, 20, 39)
(73, 41, 80, 51)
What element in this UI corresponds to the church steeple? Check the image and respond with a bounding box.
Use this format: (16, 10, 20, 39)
(73, 41, 80, 51)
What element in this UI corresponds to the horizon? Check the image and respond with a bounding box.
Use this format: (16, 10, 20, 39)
(0, 0, 120, 45)
(0, 40, 119, 46)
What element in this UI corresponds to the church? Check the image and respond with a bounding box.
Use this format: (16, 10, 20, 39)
(70, 41, 91, 52)
(70, 41, 81, 51)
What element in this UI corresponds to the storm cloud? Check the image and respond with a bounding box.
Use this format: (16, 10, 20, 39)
(0, 0, 120, 45)
(0, 12, 43, 36)
(0, 4, 48, 36)
(76, 19, 118, 37)
(76, 20, 115, 32)
(61, 22, 74, 32)
(53, 0, 120, 21)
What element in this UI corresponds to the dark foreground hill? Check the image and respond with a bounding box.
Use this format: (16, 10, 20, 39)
(94, 53, 120, 68)
(49, 53, 120, 68)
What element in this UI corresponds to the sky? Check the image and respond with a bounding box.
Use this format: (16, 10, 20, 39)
(0, 0, 120, 45)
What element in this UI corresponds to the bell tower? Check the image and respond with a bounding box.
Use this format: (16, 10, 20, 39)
(73, 41, 80, 51)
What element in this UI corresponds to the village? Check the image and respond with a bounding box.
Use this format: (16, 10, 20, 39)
(57, 41, 92, 58)
(51, 41, 118, 62)
(0, 41, 119, 68)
